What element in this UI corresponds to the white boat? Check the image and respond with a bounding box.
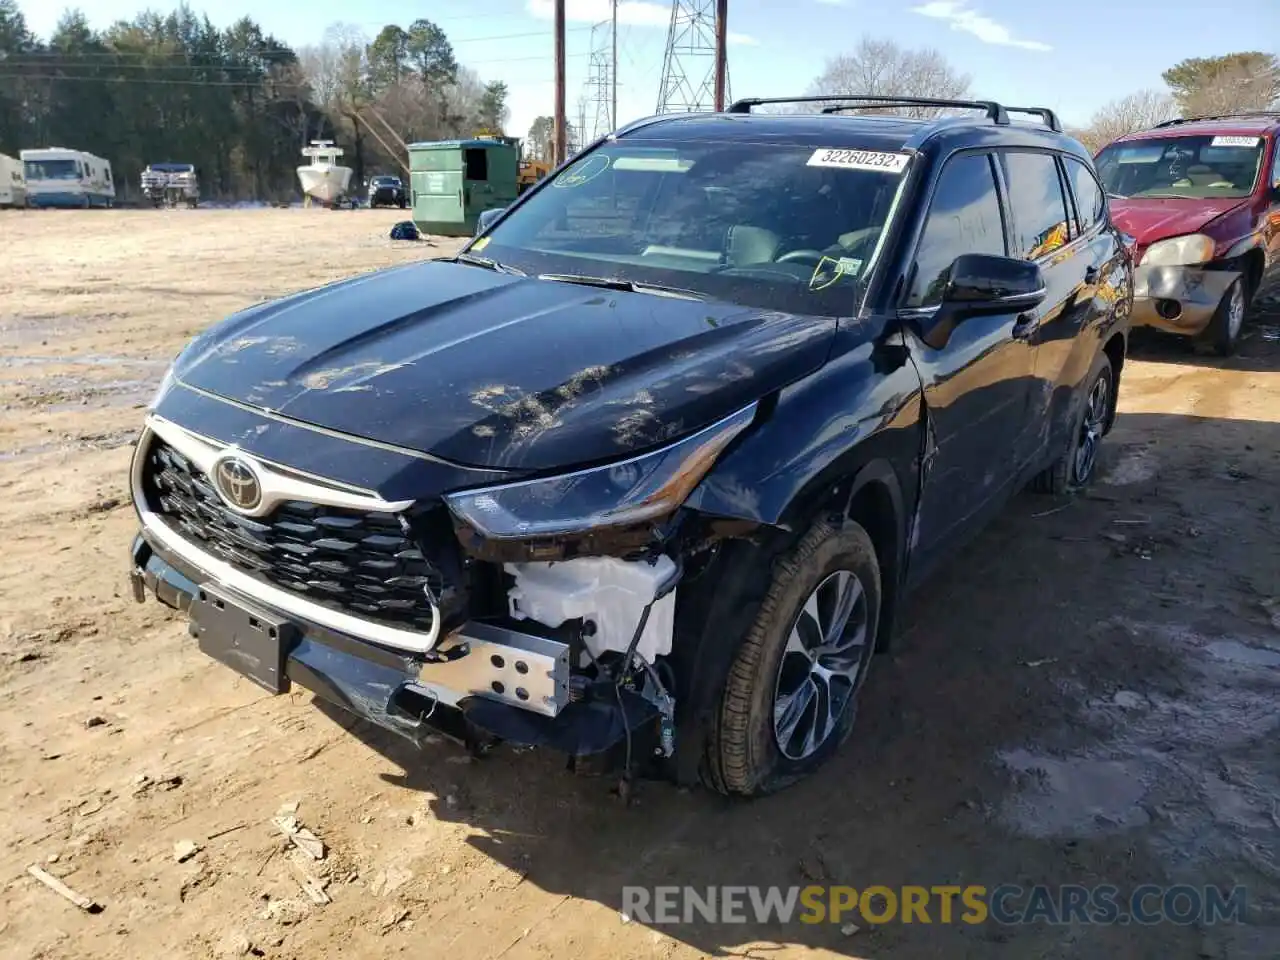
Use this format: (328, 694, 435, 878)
(297, 141, 352, 205)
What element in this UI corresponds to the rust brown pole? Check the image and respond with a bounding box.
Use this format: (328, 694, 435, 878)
(554, 0, 567, 165)
(713, 0, 727, 111)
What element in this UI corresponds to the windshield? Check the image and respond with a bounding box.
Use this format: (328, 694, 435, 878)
(24, 159, 80, 181)
(475, 139, 910, 315)
(1096, 134, 1264, 200)
(373, 176, 400, 186)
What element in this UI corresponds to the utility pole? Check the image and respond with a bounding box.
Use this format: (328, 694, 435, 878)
(713, 0, 727, 111)
(554, 0, 567, 166)
(611, 0, 618, 131)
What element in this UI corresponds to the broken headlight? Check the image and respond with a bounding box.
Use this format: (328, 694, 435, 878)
(444, 402, 758, 539)
(1141, 233, 1214, 267)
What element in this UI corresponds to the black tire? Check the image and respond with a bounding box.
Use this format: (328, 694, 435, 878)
(1030, 352, 1114, 495)
(706, 517, 881, 797)
(1206, 277, 1247, 357)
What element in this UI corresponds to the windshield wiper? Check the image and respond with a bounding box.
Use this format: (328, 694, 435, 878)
(536, 273, 705, 301)
(449, 253, 526, 276)
(1106, 192, 1128, 200)
(1135, 193, 1192, 200)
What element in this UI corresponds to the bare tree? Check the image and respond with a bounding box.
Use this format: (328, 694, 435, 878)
(298, 23, 366, 111)
(1071, 89, 1178, 153)
(804, 37, 972, 118)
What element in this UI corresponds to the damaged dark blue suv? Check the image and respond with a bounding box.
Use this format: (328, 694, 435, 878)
(129, 96, 1132, 796)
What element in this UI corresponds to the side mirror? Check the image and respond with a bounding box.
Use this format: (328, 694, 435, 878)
(920, 254, 1046, 349)
(476, 206, 507, 236)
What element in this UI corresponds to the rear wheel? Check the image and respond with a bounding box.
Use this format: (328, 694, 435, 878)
(1206, 278, 1247, 357)
(706, 518, 880, 797)
(1030, 352, 1114, 495)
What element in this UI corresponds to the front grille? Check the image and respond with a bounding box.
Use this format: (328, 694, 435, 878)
(142, 438, 441, 634)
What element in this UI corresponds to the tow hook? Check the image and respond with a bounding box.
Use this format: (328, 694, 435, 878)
(129, 567, 147, 604)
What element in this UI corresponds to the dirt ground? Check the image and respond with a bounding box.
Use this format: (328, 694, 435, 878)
(1, 209, 1278, 960)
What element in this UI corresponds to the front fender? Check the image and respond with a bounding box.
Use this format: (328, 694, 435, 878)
(684, 325, 922, 533)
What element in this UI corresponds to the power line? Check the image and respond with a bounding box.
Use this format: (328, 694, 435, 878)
(0, 65, 583, 87)
(0, 51, 589, 71)
(9, 25, 594, 63)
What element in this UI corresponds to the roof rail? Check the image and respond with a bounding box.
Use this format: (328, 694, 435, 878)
(1155, 111, 1280, 128)
(1004, 105, 1062, 132)
(727, 95, 1011, 125)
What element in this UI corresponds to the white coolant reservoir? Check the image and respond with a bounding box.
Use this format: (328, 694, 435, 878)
(505, 555, 677, 663)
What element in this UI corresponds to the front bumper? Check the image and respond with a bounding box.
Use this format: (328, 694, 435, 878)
(369, 189, 404, 205)
(130, 531, 658, 758)
(1131, 263, 1239, 336)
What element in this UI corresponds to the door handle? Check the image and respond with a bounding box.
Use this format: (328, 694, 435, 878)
(1084, 265, 1099, 284)
(1012, 313, 1039, 340)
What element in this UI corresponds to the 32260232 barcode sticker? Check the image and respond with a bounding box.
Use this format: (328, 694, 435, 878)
(1210, 136, 1260, 148)
(806, 148, 910, 173)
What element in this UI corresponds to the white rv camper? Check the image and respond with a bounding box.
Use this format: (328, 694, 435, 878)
(20, 148, 115, 208)
(0, 153, 25, 208)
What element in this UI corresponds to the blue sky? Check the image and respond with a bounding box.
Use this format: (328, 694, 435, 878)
(19, 0, 1279, 143)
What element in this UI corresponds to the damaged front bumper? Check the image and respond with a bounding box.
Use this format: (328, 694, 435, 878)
(129, 532, 665, 761)
(1131, 263, 1240, 336)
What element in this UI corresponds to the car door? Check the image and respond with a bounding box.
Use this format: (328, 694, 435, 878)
(901, 151, 1037, 581)
(1008, 151, 1120, 468)
(1264, 134, 1280, 294)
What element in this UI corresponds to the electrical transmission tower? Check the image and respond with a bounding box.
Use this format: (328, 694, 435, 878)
(584, 20, 614, 141)
(656, 0, 728, 113)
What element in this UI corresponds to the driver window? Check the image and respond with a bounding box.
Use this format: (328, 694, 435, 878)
(907, 153, 1006, 308)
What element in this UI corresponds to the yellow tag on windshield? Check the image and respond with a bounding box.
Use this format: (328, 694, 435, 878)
(471, 237, 491, 251)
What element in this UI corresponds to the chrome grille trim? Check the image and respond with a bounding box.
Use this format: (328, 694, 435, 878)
(131, 420, 442, 653)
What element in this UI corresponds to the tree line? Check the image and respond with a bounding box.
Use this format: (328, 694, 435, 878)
(0, 1, 512, 200)
(798, 38, 1278, 153)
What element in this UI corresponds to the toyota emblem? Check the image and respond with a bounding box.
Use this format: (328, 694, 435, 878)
(213, 456, 262, 511)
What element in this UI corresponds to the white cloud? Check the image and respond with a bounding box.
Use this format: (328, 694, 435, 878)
(910, 1, 1051, 52)
(526, 0, 671, 28)
(728, 32, 760, 47)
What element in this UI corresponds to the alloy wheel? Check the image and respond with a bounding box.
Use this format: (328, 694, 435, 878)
(772, 569, 870, 760)
(1226, 282, 1246, 342)
(1073, 372, 1110, 484)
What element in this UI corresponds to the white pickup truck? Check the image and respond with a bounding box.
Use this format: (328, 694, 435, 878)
(141, 162, 199, 208)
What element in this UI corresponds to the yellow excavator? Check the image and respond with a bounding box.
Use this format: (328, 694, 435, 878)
(474, 131, 551, 194)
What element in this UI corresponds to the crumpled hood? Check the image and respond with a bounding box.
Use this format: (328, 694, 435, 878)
(174, 260, 836, 471)
(1109, 197, 1246, 248)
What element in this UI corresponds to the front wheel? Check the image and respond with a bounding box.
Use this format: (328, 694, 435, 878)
(706, 517, 881, 797)
(1206, 278, 1247, 357)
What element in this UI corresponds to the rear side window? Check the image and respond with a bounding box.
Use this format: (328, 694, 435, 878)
(907, 153, 1005, 308)
(1002, 152, 1072, 260)
(1064, 157, 1105, 234)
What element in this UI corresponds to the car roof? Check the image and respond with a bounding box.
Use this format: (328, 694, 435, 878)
(617, 111, 1091, 161)
(1116, 114, 1280, 142)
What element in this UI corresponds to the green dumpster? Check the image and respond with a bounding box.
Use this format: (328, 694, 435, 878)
(408, 139, 520, 237)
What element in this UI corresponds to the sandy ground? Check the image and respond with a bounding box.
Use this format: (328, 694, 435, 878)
(0, 209, 1278, 960)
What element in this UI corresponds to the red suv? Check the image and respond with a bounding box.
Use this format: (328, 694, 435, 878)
(1095, 112, 1280, 355)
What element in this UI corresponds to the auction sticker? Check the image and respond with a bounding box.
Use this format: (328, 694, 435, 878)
(1211, 136, 1260, 147)
(807, 148, 910, 173)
